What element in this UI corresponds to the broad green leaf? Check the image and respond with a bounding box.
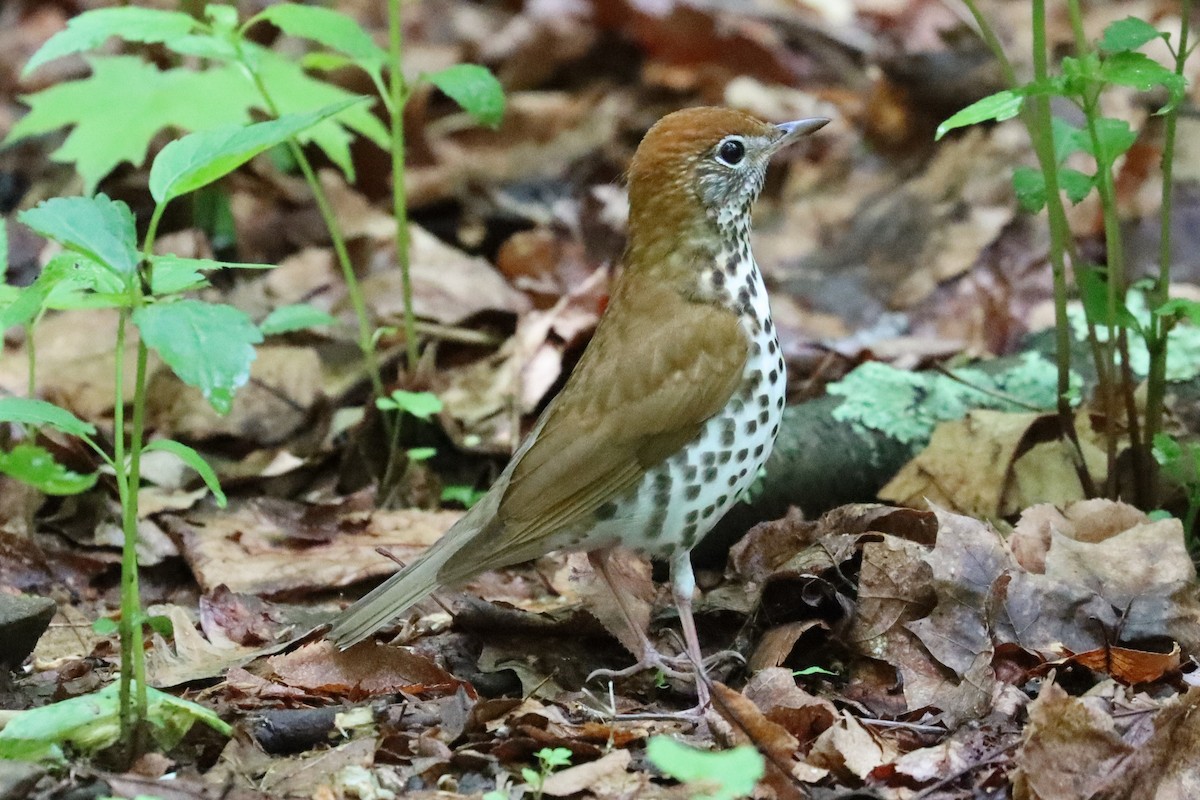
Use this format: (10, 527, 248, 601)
(19, 195, 137, 275)
(0, 681, 230, 764)
(260, 303, 338, 335)
(133, 300, 263, 414)
(92, 617, 118, 635)
(7, 55, 385, 193)
(0, 444, 97, 495)
(149, 97, 364, 204)
(23, 7, 198, 75)
(1157, 297, 1200, 324)
(0, 254, 79, 330)
(407, 447, 436, 462)
(645, 737, 763, 800)
(1051, 117, 1088, 164)
(205, 4, 239, 33)
(1077, 265, 1141, 331)
(426, 64, 505, 128)
(165, 33, 240, 61)
(253, 4, 386, 66)
(1099, 17, 1164, 53)
(142, 439, 227, 507)
(441, 484, 486, 507)
(147, 255, 273, 297)
(1011, 167, 1046, 213)
(141, 612, 175, 638)
(1100, 52, 1187, 110)
(936, 90, 1024, 140)
(376, 390, 443, 421)
(6, 57, 253, 194)
(1153, 432, 1184, 467)
(1088, 117, 1138, 168)
(0, 397, 96, 438)
(1059, 167, 1095, 204)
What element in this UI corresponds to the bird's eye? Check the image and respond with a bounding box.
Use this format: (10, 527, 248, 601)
(716, 138, 746, 166)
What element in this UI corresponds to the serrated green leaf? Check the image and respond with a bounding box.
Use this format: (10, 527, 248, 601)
(23, 7, 198, 75)
(6, 57, 253, 194)
(1099, 17, 1164, 53)
(149, 97, 364, 204)
(0, 397, 96, 438)
(0, 444, 97, 495)
(1100, 52, 1187, 110)
(19, 195, 138, 275)
(426, 64, 505, 128)
(936, 89, 1024, 140)
(133, 300, 263, 414)
(260, 303, 338, 335)
(1012, 167, 1046, 213)
(147, 255, 273, 297)
(253, 4, 386, 65)
(142, 438, 227, 507)
(1058, 167, 1095, 204)
(646, 737, 763, 800)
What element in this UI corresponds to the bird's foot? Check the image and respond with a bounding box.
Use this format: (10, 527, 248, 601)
(587, 651, 692, 683)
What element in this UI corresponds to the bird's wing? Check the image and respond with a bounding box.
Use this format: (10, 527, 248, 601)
(441, 281, 748, 581)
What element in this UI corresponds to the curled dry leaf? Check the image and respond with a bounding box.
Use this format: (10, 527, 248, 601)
(268, 641, 467, 699)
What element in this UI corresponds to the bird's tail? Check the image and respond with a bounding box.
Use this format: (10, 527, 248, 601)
(327, 515, 471, 649)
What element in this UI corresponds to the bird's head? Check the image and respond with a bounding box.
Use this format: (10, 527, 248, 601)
(626, 107, 828, 264)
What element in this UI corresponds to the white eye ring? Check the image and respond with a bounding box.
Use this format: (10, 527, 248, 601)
(715, 136, 747, 167)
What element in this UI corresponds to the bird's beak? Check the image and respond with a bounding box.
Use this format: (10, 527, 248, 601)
(774, 117, 830, 148)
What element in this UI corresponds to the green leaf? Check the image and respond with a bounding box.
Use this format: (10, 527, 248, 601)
(133, 300, 263, 414)
(260, 303, 338, 335)
(1011, 167, 1046, 213)
(376, 390, 443, 421)
(935, 89, 1024, 140)
(1077, 265, 1141, 331)
(149, 97, 365, 205)
(425, 64, 505, 128)
(1088, 117, 1138, 168)
(537, 747, 573, 769)
(0, 221, 7, 277)
(441, 484, 485, 507)
(92, 617, 118, 635)
(0, 681, 230, 764)
(19, 195, 138, 275)
(406, 447, 437, 462)
(1099, 17, 1165, 53)
(0, 254, 79, 330)
(23, 7, 199, 75)
(142, 439, 227, 507)
(1051, 117, 1088, 164)
(646, 737, 764, 800)
(1058, 167, 1095, 204)
(253, 4, 387, 66)
(140, 613, 175, 638)
(1158, 297, 1200, 324)
(6, 57, 254, 194)
(1100, 52, 1187, 109)
(147, 255, 273, 297)
(0, 444, 97, 495)
(0, 397, 96, 438)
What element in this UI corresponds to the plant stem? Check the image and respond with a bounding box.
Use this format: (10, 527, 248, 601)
(1026, 0, 1097, 497)
(388, 0, 418, 375)
(233, 48, 387, 405)
(1145, 1, 1192, 473)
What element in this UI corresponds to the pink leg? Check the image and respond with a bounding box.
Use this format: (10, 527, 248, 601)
(669, 549, 710, 710)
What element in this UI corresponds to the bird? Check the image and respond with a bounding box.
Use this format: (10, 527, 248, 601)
(328, 107, 829, 707)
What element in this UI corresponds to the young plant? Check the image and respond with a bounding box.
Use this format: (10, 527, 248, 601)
(938, 9, 1192, 508)
(10, 3, 505, 484)
(0, 102, 353, 760)
(1152, 432, 1200, 550)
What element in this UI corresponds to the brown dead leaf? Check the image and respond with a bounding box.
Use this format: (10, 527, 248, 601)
(807, 711, 898, 783)
(1011, 681, 1133, 800)
(541, 748, 634, 797)
(571, 548, 653, 659)
(1101, 688, 1200, 799)
(711, 681, 804, 800)
(167, 500, 461, 595)
(268, 641, 466, 698)
(1065, 643, 1181, 685)
(742, 668, 837, 751)
(1011, 499, 1152, 573)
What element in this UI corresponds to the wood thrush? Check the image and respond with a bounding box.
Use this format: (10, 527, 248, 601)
(328, 107, 829, 706)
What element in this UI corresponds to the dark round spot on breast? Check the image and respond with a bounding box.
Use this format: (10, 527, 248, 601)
(712, 269, 725, 288)
(685, 509, 699, 524)
(758, 409, 769, 424)
(745, 419, 758, 434)
(768, 369, 779, 385)
(771, 423, 779, 437)
(595, 501, 618, 520)
(754, 444, 764, 457)
(703, 466, 718, 482)
(702, 504, 716, 518)
(768, 340, 777, 354)
(685, 484, 701, 501)
(736, 448, 749, 462)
